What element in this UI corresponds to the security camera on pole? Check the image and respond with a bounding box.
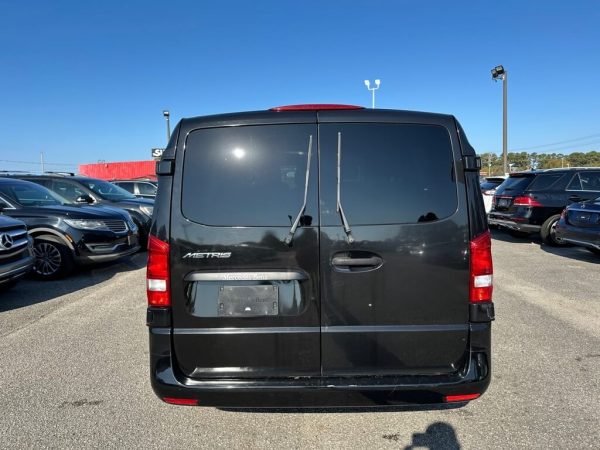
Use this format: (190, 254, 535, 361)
(491, 65, 508, 176)
(364, 79, 381, 109)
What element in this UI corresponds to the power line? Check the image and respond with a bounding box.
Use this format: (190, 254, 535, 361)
(512, 133, 600, 151)
(0, 159, 78, 167)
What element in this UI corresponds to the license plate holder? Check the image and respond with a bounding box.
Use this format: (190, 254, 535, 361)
(498, 198, 509, 207)
(218, 285, 279, 316)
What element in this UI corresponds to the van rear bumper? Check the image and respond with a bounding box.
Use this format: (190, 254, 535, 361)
(148, 323, 491, 408)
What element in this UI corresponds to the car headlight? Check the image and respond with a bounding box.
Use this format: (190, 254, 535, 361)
(140, 205, 154, 217)
(64, 219, 108, 230)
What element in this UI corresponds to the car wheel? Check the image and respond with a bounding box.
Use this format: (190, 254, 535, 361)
(540, 214, 567, 246)
(32, 238, 74, 280)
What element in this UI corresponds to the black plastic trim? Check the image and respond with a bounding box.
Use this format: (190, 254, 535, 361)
(469, 302, 495, 322)
(147, 307, 172, 327)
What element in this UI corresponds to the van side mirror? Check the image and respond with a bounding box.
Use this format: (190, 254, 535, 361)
(75, 195, 94, 204)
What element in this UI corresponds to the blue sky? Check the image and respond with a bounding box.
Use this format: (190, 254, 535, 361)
(1, 0, 599, 172)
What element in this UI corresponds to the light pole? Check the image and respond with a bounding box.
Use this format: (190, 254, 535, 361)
(364, 79, 381, 109)
(163, 110, 171, 143)
(491, 65, 508, 175)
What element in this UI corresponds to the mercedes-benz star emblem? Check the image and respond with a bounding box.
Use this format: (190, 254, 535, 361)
(0, 233, 14, 250)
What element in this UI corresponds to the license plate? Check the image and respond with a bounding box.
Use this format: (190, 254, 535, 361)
(218, 285, 279, 316)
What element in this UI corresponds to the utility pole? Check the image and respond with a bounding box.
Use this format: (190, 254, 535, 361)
(163, 110, 171, 143)
(487, 154, 492, 176)
(40, 151, 45, 173)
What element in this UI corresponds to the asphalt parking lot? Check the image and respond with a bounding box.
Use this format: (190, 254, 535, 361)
(0, 230, 599, 449)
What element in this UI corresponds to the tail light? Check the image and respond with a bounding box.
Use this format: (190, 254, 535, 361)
(444, 393, 481, 402)
(270, 104, 364, 111)
(147, 235, 170, 307)
(513, 196, 542, 207)
(162, 397, 199, 406)
(470, 230, 493, 303)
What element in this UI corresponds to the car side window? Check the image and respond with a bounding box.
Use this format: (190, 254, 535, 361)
(578, 172, 600, 191)
(117, 182, 135, 194)
(52, 180, 87, 202)
(137, 182, 157, 195)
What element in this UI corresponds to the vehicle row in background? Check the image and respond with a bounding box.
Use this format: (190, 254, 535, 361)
(486, 167, 600, 252)
(0, 178, 140, 280)
(5, 173, 153, 248)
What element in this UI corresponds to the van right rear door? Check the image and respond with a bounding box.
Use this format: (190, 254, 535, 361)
(317, 117, 471, 376)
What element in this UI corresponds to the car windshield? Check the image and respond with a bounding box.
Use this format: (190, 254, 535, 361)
(0, 181, 67, 207)
(80, 180, 136, 201)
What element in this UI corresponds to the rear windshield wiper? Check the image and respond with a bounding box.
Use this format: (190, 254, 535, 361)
(284, 135, 313, 246)
(337, 132, 354, 244)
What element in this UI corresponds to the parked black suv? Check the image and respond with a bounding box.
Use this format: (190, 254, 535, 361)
(489, 168, 600, 245)
(0, 215, 34, 289)
(147, 105, 494, 407)
(0, 178, 139, 279)
(10, 174, 154, 247)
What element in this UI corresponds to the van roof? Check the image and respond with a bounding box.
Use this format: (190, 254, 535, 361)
(179, 108, 456, 130)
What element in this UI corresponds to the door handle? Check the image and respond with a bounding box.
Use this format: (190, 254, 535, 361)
(331, 256, 383, 267)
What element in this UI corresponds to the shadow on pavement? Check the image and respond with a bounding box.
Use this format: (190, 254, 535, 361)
(402, 422, 461, 450)
(0, 252, 146, 312)
(491, 228, 600, 264)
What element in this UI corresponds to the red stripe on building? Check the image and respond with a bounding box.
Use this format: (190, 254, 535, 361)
(78, 160, 156, 181)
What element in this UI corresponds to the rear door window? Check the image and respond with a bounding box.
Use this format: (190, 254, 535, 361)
(137, 182, 157, 196)
(495, 175, 535, 196)
(526, 173, 563, 191)
(117, 182, 135, 194)
(182, 124, 318, 227)
(319, 123, 457, 225)
(567, 172, 600, 191)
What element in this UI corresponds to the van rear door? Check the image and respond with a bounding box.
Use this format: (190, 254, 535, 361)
(317, 119, 470, 376)
(170, 121, 321, 379)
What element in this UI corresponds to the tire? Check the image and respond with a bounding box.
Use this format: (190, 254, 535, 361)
(32, 238, 74, 280)
(540, 214, 567, 246)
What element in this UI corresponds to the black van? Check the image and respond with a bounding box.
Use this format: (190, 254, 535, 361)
(147, 105, 494, 407)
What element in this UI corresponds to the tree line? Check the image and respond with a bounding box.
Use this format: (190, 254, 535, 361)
(478, 151, 600, 176)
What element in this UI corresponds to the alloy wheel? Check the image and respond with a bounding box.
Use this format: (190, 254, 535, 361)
(33, 242, 62, 276)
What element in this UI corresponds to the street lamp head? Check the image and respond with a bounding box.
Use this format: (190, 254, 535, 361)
(495, 65, 505, 75)
(163, 110, 170, 117)
(364, 80, 370, 87)
(375, 79, 381, 86)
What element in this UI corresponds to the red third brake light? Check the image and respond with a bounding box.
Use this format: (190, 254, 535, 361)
(147, 235, 170, 307)
(513, 196, 542, 207)
(270, 104, 364, 111)
(470, 230, 493, 303)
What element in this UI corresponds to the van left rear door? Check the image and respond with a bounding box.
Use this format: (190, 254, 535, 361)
(170, 121, 321, 379)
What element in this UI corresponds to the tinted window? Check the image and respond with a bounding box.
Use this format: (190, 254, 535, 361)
(481, 181, 502, 190)
(182, 124, 318, 226)
(320, 123, 457, 225)
(52, 180, 87, 202)
(495, 175, 535, 196)
(137, 182, 157, 195)
(79, 179, 136, 200)
(526, 173, 563, 191)
(567, 171, 600, 191)
(0, 181, 65, 207)
(116, 182, 135, 193)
